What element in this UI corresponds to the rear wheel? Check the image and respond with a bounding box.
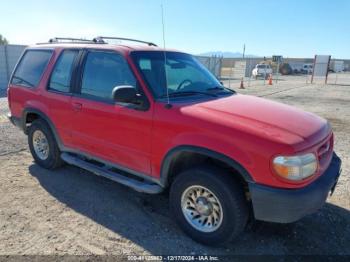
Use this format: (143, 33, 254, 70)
(170, 165, 248, 245)
(28, 119, 63, 169)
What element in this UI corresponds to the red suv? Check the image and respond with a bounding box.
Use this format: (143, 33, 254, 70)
(7, 37, 341, 245)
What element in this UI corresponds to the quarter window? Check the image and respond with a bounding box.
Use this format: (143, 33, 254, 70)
(11, 50, 53, 88)
(81, 51, 136, 101)
(49, 50, 78, 93)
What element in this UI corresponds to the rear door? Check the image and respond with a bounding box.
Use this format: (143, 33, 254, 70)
(45, 49, 80, 146)
(70, 50, 153, 175)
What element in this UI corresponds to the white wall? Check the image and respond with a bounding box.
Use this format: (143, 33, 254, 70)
(0, 45, 26, 96)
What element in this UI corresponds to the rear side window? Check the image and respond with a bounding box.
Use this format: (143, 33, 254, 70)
(48, 50, 79, 93)
(11, 50, 53, 88)
(81, 51, 136, 101)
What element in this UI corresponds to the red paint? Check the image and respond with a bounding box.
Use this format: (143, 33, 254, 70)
(8, 44, 333, 189)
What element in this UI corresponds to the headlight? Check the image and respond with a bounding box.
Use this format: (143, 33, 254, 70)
(273, 153, 317, 181)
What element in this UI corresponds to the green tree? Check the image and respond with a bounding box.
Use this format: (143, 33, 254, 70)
(0, 34, 9, 45)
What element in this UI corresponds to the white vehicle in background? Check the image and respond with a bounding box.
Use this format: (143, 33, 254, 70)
(289, 63, 304, 74)
(301, 64, 313, 74)
(252, 64, 273, 79)
(329, 61, 344, 73)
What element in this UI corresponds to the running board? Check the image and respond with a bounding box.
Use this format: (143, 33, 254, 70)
(61, 153, 163, 194)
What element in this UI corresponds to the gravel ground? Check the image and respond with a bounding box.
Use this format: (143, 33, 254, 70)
(0, 79, 349, 257)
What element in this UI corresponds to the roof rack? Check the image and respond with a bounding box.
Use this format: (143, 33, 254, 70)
(37, 37, 99, 45)
(50, 37, 94, 43)
(36, 36, 157, 47)
(93, 36, 157, 47)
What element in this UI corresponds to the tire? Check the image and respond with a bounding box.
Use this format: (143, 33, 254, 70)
(28, 119, 63, 169)
(170, 165, 248, 246)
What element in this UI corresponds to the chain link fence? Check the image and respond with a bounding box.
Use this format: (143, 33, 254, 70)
(327, 72, 350, 86)
(196, 55, 350, 89)
(195, 55, 223, 78)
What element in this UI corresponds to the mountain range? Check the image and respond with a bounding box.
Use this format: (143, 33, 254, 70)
(197, 51, 258, 58)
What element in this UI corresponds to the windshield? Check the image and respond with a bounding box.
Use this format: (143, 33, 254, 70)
(131, 51, 231, 98)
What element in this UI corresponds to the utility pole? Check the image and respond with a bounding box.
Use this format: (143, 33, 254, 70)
(242, 44, 246, 85)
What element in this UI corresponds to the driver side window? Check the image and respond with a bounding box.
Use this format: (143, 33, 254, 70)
(81, 51, 136, 101)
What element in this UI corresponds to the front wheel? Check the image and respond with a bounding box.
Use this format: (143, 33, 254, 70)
(169, 165, 248, 245)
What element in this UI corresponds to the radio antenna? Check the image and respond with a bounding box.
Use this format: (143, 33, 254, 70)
(161, 2, 171, 108)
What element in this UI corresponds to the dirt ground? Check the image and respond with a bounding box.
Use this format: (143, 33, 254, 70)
(0, 78, 349, 257)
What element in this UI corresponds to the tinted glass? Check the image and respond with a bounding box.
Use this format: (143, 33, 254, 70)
(49, 50, 78, 92)
(131, 51, 225, 98)
(11, 50, 52, 87)
(81, 51, 136, 101)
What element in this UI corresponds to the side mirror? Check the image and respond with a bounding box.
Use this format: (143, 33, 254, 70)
(112, 85, 138, 103)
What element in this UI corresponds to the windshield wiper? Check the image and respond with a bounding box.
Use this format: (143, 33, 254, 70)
(160, 91, 217, 98)
(207, 86, 225, 91)
(207, 86, 235, 93)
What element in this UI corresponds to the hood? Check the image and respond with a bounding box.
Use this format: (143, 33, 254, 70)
(185, 94, 330, 147)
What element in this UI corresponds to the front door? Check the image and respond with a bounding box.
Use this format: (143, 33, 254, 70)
(70, 50, 153, 175)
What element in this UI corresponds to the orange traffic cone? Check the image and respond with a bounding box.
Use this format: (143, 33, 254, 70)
(268, 74, 273, 85)
(240, 78, 245, 89)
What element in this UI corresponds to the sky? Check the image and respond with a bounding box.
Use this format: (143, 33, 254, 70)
(0, 0, 349, 58)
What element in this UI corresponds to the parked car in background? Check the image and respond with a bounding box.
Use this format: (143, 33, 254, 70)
(252, 64, 273, 79)
(289, 63, 304, 74)
(301, 64, 313, 74)
(329, 61, 344, 73)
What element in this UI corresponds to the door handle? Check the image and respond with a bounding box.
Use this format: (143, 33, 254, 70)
(73, 102, 82, 111)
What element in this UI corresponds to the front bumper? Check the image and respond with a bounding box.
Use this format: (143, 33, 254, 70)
(249, 153, 342, 223)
